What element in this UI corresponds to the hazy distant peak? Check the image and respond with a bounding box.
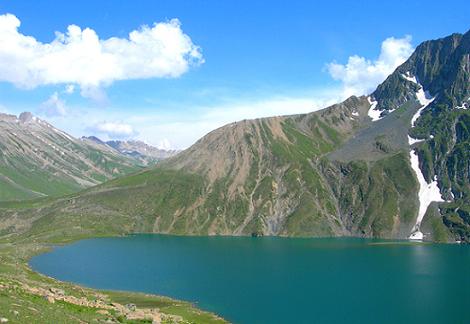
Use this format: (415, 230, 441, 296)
(19, 111, 34, 123)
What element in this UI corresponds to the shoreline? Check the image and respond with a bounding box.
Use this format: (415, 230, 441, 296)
(0, 233, 228, 324)
(2, 230, 465, 323)
(25, 233, 469, 324)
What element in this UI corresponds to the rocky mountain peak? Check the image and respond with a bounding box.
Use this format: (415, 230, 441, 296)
(81, 136, 106, 145)
(372, 29, 470, 113)
(0, 113, 18, 122)
(18, 112, 34, 123)
(106, 139, 179, 165)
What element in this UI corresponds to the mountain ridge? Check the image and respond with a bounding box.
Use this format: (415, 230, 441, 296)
(106, 139, 179, 165)
(1, 30, 469, 242)
(0, 112, 144, 201)
(81, 136, 179, 165)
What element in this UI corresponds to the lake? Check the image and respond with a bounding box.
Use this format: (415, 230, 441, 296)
(30, 235, 470, 324)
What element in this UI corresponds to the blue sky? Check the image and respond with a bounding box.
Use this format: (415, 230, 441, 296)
(0, 0, 469, 148)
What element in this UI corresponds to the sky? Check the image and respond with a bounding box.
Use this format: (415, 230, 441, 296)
(0, 0, 469, 149)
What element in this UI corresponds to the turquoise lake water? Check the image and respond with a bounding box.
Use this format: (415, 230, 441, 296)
(30, 235, 470, 324)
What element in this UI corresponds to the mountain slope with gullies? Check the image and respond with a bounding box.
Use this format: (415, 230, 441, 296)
(0, 96, 422, 241)
(1, 30, 469, 243)
(0, 112, 143, 201)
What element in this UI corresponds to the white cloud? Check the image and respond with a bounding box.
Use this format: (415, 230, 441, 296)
(43, 88, 341, 150)
(0, 13, 203, 97)
(157, 138, 172, 150)
(327, 36, 414, 97)
(89, 121, 137, 139)
(64, 84, 75, 94)
(79, 85, 108, 104)
(39, 92, 67, 117)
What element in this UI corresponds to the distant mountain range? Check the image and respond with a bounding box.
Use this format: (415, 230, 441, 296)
(0, 112, 176, 201)
(1, 30, 469, 243)
(83, 137, 179, 165)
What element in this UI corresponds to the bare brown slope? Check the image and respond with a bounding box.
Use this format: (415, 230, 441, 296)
(2, 94, 420, 241)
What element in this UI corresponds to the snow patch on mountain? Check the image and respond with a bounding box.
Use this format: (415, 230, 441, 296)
(409, 149, 444, 239)
(367, 97, 382, 121)
(410, 92, 435, 127)
(406, 77, 442, 240)
(408, 135, 424, 145)
(401, 72, 417, 83)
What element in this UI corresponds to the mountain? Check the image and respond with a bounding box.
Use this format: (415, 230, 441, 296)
(0, 112, 144, 201)
(370, 31, 470, 240)
(1, 30, 469, 243)
(81, 137, 178, 165)
(106, 139, 179, 165)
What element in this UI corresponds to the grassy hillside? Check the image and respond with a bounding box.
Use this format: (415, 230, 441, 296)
(0, 95, 424, 241)
(0, 113, 144, 201)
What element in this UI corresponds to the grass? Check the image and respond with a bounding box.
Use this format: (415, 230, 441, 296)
(329, 152, 420, 238)
(107, 291, 224, 324)
(0, 164, 228, 322)
(0, 137, 144, 202)
(282, 194, 333, 236)
(0, 168, 228, 323)
(0, 237, 227, 324)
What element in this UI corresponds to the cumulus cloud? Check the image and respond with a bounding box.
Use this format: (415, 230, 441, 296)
(89, 121, 137, 139)
(157, 138, 172, 150)
(79, 86, 108, 104)
(64, 84, 75, 94)
(327, 36, 414, 97)
(0, 13, 203, 97)
(39, 92, 67, 117)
